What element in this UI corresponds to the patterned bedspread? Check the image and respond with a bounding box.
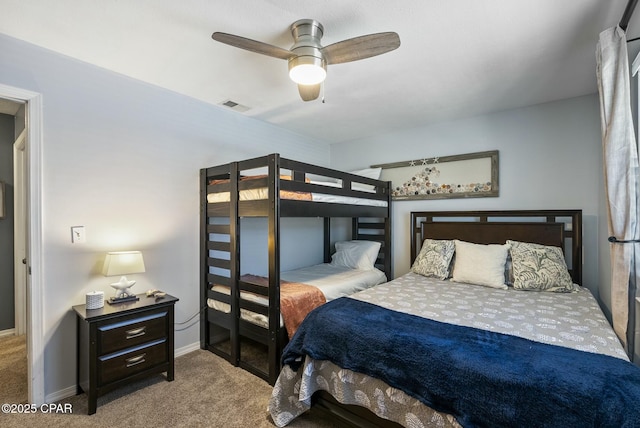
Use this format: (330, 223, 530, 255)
(269, 273, 628, 427)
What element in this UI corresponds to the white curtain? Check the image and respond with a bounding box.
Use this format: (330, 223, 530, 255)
(596, 26, 639, 353)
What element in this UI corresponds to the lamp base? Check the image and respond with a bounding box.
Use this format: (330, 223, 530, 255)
(107, 295, 140, 305)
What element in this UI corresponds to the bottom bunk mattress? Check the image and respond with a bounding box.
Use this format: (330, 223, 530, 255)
(269, 272, 636, 427)
(207, 264, 387, 331)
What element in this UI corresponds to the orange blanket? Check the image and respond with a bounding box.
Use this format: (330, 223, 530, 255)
(240, 274, 326, 339)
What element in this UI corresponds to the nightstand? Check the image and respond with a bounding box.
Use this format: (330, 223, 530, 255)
(73, 293, 179, 414)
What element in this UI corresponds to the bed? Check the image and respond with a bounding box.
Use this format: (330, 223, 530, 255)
(200, 154, 392, 385)
(269, 209, 640, 427)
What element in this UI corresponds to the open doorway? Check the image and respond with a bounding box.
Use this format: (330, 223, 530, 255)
(0, 98, 26, 403)
(0, 83, 44, 405)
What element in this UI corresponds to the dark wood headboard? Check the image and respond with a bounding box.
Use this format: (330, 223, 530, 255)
(410, 210, 582, 285)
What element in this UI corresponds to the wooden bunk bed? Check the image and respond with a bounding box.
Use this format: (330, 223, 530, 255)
(199, 153, 392, 385)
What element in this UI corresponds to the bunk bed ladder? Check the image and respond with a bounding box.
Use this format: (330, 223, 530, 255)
(200, 162, 240, 367)
(232, 154, 285, 385)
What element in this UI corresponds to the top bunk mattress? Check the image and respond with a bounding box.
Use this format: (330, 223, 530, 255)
(206, 181, 388, 207)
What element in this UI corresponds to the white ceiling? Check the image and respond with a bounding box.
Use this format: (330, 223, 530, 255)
(1, 1, 638, 143)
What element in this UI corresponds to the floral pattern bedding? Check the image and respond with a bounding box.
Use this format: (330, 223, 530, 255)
(269, 273, 627, 427)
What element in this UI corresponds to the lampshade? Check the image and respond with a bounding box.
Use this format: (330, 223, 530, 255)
(288, 55, 326, 85)
(102, 251, 146, 277)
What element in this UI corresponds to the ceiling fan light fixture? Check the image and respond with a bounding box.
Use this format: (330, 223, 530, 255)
(288, 56, 326, 85)
(212, 19, 400, 101)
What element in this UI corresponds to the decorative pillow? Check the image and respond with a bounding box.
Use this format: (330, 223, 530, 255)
(506, 240, 578, 292)
(330, 240, 381, 270)
(411, 239, 455, 280)
(452, 240, 510, 289)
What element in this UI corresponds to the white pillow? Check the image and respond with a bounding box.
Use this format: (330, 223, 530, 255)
(348, 167, 382, 192)
(307, 167, 381, 185)
(330, 240, 381, 270)
(452, 240, 510, 289)
(348, 167, 382, 180)
(307, 174, 338, 183)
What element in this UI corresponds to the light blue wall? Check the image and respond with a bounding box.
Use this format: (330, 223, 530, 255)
(0, 33, 330, 399)
(330, 95, 606, 311)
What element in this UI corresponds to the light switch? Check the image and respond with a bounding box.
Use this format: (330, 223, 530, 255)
(71, 226, 86, 243)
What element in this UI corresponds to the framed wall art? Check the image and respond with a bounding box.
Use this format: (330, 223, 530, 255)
(372, 150, 499, 200)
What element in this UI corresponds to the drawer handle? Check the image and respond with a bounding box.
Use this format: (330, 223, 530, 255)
(125, 326, 146, 339)
(125, 353, 146, 368)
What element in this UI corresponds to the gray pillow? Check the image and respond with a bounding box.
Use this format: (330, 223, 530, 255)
(411, 239, 455, 280)
(507, 240, 578, 292)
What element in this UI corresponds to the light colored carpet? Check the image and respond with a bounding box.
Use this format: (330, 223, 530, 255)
(0, 349, 338, 428)
(0, 334, 28, 405)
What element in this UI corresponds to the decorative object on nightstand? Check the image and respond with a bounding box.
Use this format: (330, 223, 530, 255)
(146, 289, 167, 301)
(85, 290, 104, 310)
(102, 251, 146, 304)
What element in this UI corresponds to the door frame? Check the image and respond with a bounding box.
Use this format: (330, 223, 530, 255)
(0, 83, 44, 405)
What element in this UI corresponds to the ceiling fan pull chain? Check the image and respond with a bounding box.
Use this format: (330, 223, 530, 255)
(322, 81, 326, 103)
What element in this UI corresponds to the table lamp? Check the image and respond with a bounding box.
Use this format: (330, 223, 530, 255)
(102, 251, 145, 304)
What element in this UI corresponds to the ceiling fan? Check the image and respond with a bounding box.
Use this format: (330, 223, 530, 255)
(212, 19, 400, 102)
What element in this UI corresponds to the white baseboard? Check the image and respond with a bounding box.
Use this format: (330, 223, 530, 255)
(0, 328, 16, 338)
(45, 385, 77, 404)
(175, 341, 201, 357)
(48, 341, 202, 403)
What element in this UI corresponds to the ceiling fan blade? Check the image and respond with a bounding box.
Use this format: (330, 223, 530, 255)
(322, 32, 400, 65)
(212, 32, 292, 60)
(298, 84, 321, 102)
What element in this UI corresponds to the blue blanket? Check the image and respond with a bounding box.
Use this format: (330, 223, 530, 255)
(282, 297, 640, 428)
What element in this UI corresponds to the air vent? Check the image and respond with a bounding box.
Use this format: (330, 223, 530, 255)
(219, 99, 250, 113)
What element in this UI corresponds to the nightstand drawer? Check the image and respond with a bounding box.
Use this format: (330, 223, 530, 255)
(98, 310, 168, 354)
(98, 339, 167, 385)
